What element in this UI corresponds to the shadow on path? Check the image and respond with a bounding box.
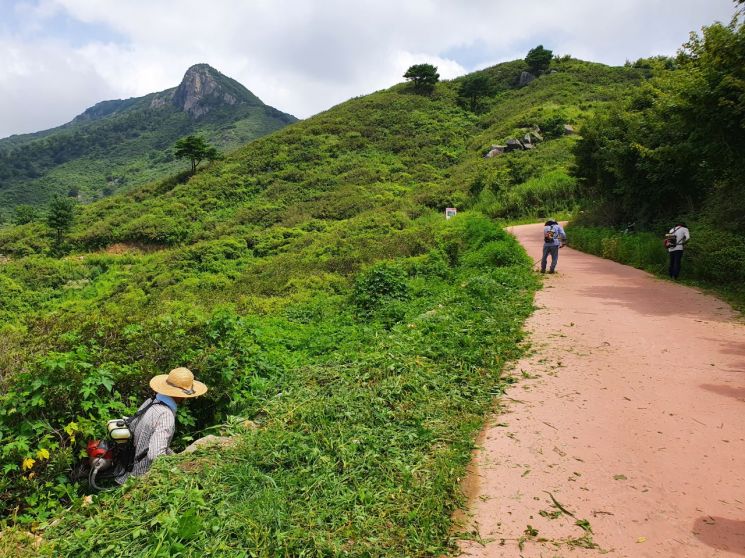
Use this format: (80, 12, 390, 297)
(699, 338, 745, 374)
(578, 284, 702, 319)
(693, 516, 745, 556)
(700, 384, 745, 402)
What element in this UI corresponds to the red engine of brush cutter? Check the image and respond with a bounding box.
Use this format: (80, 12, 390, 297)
(87, 439, 114, 463)
(86, 440, 117, 490)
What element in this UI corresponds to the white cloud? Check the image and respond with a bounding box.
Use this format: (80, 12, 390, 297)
(0, 0, 738, 138)
(0, 38, 116, 137)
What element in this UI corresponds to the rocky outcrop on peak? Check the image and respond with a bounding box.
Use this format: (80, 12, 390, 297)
(171, 64, 262, 119)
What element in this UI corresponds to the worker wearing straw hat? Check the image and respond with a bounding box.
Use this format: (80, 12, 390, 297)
(115, 367, 207, 483)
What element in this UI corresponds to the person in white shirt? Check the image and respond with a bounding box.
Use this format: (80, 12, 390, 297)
(115, 367, 207, 484)
(541, 220, 567, 274)
(666, 222, 690, 280)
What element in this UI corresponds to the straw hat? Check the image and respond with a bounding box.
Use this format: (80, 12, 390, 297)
(150, 367, 208, 398)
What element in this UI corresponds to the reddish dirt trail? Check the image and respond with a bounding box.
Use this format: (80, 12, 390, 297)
(457, 223, 745, 558)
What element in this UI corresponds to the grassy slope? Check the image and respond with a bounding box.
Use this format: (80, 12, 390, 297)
(0, 59, 645, 557)
(448, 59, 647, 220)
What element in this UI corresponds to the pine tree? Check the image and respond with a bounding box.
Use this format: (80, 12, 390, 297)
(458, 74, 493, 112)
(525, 45, 553, 75)
(174, 135, 220, 174)
(46, 196, 76, 251)
(403, 64, 440, 93)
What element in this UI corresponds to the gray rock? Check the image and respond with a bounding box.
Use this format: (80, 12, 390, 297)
(148, 93, 171, 109)
(519, 71, 536, 87)
(485, 146, 506, 158)
(505, 138, 524, 152)
(563, 124, 576, 135)
(172, 64, 240, 119)
(523, 131, 543, 144)
(181, 434, 236, 454)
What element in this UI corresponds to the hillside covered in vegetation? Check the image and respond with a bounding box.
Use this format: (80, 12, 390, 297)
(0, 64, 296, 217)
(568, 13, 745, 308)
(0, 55, 649, 556)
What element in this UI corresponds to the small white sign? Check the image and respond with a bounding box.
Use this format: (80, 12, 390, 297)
(445, 207, 457, 220)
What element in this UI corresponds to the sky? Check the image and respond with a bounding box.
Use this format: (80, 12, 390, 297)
(0, 0, 738, 139)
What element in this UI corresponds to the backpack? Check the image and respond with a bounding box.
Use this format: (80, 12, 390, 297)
(663, 227, 680, 249)
(544, 225, 557, 244)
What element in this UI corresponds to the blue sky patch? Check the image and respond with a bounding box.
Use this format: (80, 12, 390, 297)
(0, 0, 125, 46)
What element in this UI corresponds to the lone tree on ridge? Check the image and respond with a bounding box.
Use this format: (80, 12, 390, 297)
(404, 63, 440, 93)
(174, 135, 220, 174)
(525, 45, 553, 75)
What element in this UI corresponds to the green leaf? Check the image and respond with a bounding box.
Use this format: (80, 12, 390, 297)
(176, 509, 201, 540)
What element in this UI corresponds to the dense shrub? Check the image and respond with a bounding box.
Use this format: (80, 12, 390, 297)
(573, 16, 745, 229)
(462, 239, 531, 268)
(352, 261, 410, 316)
(119, 213, 191, 245)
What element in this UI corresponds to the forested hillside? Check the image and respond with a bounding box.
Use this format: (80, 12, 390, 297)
(569, 14, 745, 307)
(0, 55, 647, 556)
(0, 64, 296, 216)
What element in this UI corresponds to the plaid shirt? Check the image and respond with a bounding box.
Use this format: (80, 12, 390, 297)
(115, 397, 175, 483)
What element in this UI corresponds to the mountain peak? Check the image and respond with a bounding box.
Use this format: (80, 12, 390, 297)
(171, 64, 263, 118)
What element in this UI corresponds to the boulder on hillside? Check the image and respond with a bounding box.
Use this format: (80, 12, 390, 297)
(181, 434, 237, 454)
(505, 138, 524, 152)
(523, 131, 543, 145)
(563, 124, 577, 135)
(485, 145, 506, 158)
(519, 71, 536, 87)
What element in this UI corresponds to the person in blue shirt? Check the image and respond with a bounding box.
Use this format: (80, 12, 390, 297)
(541, 220, 566, 274)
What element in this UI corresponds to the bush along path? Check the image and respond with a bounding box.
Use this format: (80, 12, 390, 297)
(458, 222, 745, 558)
